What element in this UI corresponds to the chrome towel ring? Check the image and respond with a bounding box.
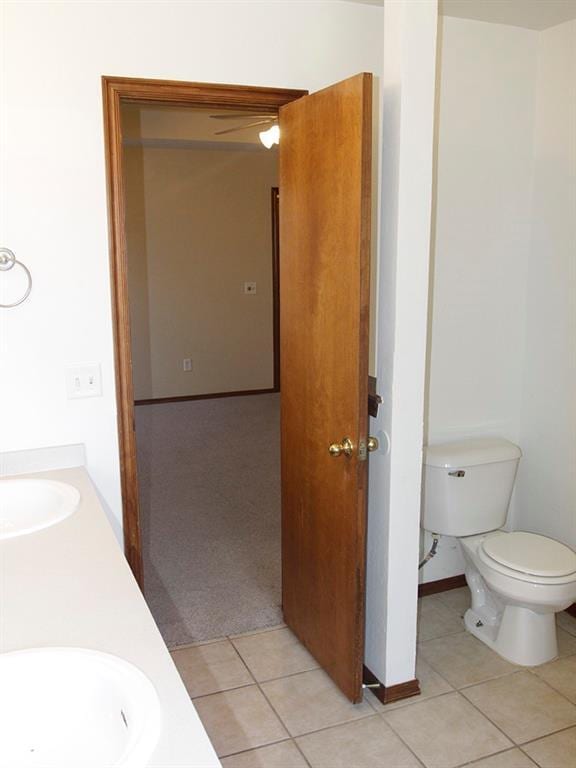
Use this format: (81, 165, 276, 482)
(0, 248, 32, 308)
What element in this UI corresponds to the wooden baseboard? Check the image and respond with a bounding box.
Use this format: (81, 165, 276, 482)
(135, 387, 279, 406)
(418, 574, 467, 597)
(363, 665, 420, 705)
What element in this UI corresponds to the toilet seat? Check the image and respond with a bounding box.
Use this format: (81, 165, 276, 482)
(479, 531, 576, 584)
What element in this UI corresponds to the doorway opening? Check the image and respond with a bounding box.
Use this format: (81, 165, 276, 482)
(103, 77, 305, 645)
(124, 103, 283, 643)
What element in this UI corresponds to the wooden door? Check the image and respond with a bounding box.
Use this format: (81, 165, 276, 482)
(279, 73, 372, 703)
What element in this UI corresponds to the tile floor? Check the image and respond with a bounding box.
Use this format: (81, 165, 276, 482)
(171, 590, 576, 768)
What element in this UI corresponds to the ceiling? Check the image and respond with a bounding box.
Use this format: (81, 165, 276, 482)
(440, 0, 576, 30)
(344, 0, 576, 30)
(121, 104, 275, 148)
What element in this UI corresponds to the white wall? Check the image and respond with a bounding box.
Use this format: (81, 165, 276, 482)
(515, 20, 576, 550)
(2, 0, 440, 689)
(428, 18, 537, 446)
(423, 17, 538, 581)
(424, 16, 576, 580)
(365, 0, 438, 686)
(1, 0, 382, 536)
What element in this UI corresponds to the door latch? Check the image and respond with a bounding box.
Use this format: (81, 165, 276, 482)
(358, 436, 379, 461)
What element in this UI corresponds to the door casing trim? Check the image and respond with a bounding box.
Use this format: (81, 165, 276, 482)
(102, 75, 307, 585)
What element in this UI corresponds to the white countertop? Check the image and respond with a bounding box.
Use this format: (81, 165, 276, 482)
(0, 466, 221, 768)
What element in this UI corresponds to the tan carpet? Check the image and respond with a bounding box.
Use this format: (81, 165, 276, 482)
(135, 393, 282, 647)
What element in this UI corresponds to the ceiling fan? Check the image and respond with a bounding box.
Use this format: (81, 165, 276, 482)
(210, 113, 279, 147)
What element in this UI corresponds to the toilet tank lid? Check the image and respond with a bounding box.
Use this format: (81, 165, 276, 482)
(424, 438, 522, 468)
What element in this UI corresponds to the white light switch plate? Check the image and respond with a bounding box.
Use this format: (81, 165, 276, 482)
(65, 363, 102, 399)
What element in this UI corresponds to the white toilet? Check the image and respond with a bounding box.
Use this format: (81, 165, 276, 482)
(421, 437, 576, 666)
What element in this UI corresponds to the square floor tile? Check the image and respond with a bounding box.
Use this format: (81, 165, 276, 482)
(465, 748, 537, 767)
(418, 630, 517, 688)
(532, 654, 576, 704)
(462, 671, 576, 744)
(557, 627, 576, 657)
(171, 640, 253, 698)
(232, 627, 319, 682)
(382, 691, 512, 768)
(221, 740, 308, 768)
(557, 611, 576, 638)
(522, 727, 576, 768)
(417, 595, 466, 641)
(366, 656, 452, 712)
(435, 586, 471, 616)
(193, 685, 288, 757)
(296, 716, 420, 768)
(260, 668, 373, 736)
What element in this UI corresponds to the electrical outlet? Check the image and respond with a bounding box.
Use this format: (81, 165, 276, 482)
(65, 363, 102, 399)
(183, 358, 193, 372)
(244, 281, 257, 295)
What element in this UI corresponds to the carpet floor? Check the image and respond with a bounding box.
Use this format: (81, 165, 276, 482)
(135, 393, 282, 647)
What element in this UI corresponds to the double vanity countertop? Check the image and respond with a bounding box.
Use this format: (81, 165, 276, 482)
(0, 466, 221, 768)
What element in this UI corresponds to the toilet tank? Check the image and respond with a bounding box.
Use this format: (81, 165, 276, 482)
(421, 438, 522, 537)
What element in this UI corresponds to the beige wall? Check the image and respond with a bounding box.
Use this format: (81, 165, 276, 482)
(124, 142, 153, 398)
(124, 138, 278, 399)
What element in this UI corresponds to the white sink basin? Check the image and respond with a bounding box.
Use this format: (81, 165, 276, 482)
(0, 648, 162, 768)
(0, 479, 80, 539)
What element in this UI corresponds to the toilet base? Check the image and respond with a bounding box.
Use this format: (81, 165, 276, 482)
(464, 605, 558, 666)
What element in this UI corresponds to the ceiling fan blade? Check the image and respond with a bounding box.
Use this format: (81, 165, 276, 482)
(210, 114, 275, 120)
(214, 119, 276, 136)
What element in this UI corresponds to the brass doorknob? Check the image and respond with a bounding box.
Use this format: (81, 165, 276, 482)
(367, 436, 379, 452)
(329, 437, 354, 457)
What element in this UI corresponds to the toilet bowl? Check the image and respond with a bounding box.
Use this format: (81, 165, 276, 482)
(421, 437, 576, 666)
(460, 531, 576, 666)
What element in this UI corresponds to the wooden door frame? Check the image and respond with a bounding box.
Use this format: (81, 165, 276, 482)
(271, 186, 280, 390)
(102, 76, 307, 586)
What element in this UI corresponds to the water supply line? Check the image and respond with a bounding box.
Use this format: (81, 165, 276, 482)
(419, 535, 439, 570)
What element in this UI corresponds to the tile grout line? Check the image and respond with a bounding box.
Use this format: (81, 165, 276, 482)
(458, 676, 576, 751)
(516, 722, 576, 760)
(224, 639, 322, 685)
(167, 622, 288, 652)
(368, 709, 428, 768)
(526, 657, 576, 709)
(518, 721, 576, 747)
(218, 736, 304, 763)
(190, 680, 254, 701)
(417, 627, 468, 643)
(453, 745, 535, 768)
